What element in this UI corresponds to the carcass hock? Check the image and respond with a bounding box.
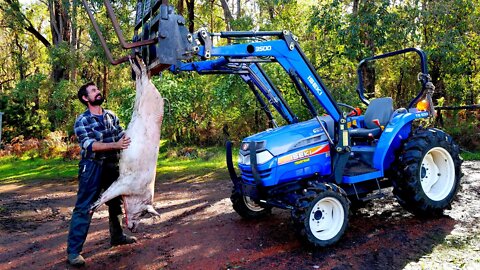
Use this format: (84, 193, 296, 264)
(91, 57, 164, 231)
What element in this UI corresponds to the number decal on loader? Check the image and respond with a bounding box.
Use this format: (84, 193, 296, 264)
(255, 46, 272, 52)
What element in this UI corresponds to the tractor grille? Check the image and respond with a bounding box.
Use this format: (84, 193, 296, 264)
(240, 168, 272, 184)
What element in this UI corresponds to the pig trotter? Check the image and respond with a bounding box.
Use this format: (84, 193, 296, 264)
(135, 55, 147, 74)
(146, 205, 161, 217)
(129, 56, 141, 77)
(129, 55, 148, 78)
(90, 201, 101, 213)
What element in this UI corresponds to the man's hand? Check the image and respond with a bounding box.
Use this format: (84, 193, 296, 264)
(116, 135, 131, 150)
(91, 135, 131, 152)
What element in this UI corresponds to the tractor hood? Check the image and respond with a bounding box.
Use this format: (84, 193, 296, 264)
(242, 116, 334, 156)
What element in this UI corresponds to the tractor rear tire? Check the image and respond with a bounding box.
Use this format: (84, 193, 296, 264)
(392, 128, 462, 217)
(291, 183, 349, 247)
(230, 190, 271, 219)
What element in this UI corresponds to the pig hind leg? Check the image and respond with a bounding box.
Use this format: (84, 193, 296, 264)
(90, 180, 129, 212)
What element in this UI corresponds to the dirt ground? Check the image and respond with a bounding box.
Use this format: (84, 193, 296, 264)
(0, 161, 479, 270)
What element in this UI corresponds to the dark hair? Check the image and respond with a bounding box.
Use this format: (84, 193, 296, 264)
(78, 82, 95, 106)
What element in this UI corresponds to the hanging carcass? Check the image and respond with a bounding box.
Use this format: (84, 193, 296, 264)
(90, 56, 164, 232)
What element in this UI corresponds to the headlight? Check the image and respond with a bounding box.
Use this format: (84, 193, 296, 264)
(238, 153, 247, 165)
(238, 151, 274, 165)
(256, 151, 274, 164)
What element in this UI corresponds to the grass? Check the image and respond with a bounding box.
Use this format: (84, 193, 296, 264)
(0, 145, 234, 184)
(155, 145, 233, 183)
(460, 150, 480, 161)
(0, 144, 477, 185)
(0, 156, 78, 184)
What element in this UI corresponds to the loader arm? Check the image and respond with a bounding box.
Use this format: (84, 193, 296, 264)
(171, 33, 343, 121)
(182, 38, 343, 121)
(171, 30, 352, 183)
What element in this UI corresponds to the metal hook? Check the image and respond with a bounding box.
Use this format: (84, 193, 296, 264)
(81, 0, 160, 65)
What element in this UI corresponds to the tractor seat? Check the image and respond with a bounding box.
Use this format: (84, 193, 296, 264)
(349, 97, 394, 139)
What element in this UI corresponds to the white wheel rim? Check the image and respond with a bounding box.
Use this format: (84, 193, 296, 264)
(309, 196, 345, 241)
(420, 147, 455, 201)
(244, 196, 264, 212)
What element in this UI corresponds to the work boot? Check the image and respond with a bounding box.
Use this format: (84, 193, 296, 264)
(109, 214, 138, 246)
(67, 253, 85, 267)
(111, 234, 138, 246)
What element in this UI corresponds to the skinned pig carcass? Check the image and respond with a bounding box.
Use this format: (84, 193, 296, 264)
(90, 57, 164, 231)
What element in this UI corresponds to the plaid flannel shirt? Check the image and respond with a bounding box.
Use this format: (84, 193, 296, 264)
(74, 109, 125, 160)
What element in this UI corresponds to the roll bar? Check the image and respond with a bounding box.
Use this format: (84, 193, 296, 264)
(356, 48, 430, 109)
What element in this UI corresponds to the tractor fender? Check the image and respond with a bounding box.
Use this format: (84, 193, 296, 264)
(373, 112, 421, 172)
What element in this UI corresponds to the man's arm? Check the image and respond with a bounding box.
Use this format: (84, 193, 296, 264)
(92, 135, 131, 151)
(75, 115, 131, 155)
(92, 110, 129, 151)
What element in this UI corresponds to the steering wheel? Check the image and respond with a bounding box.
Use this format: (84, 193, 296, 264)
(337, 103, 360, 116)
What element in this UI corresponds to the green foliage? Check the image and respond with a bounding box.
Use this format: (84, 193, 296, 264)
(48, 80, 83, 134)
(153, 73, 246, 144)
(106, 85, 136, 125)
(440, 110, 480, 152)
(48, 41, 78, 72)
(2, 0, 480, 150)
(230, 16, 254, 31)
(3, 74, 51, 140)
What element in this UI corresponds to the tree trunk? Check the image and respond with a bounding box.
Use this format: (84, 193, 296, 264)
(422, 0, 428, 46)
(70, 0, 78, 81)
(430, 59, 444, 100)
(51, 0, 71, 45)
(352, 0, 359, 16)
(48, 0, 72, 82)
(421, 0, 444, 101)
(219, 0, 234, 31)
(186, 0, 195, 33)
(395, 68, 405, 103)
(358, 0, 376, 96)
(267, 4, 274, 21)
(103, 64, 109, 98)
(469, 59, 475, 105)
(236, 0, 241, 19)
(14, 34, 26, 80)
(210, 0, 214, 31)
(176, 0, 184, 15)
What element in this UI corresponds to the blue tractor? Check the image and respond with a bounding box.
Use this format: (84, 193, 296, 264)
(84, 0, 463, 247)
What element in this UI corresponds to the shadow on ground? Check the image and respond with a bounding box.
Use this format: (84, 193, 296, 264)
(1, 162, 478, 270)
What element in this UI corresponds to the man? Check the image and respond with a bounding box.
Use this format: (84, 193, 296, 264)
(67, 82, 137, 266)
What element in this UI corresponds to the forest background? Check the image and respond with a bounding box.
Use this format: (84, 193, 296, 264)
(1, 0, 479, 159)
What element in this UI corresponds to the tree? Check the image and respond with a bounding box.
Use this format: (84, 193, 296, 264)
(0, 0, 479, 148)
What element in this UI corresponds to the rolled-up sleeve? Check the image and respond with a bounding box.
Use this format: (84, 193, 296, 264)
(74, 116, 96, 157)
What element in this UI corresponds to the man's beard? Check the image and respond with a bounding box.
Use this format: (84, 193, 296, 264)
(90, 95, 105, 105)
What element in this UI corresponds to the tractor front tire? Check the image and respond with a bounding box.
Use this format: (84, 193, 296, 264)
(292, 184, 349, 247)
(230, 190, 271, 219)
(392, 128, 462, 217)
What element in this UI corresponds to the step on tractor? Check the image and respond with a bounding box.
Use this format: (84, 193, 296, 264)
(84, 0, 463, 247)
